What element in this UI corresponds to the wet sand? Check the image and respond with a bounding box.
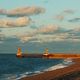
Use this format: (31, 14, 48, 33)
(20, 58, 80, 80)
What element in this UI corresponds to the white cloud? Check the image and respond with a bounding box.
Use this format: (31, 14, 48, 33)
(6, 6, 45, 17)
(38, 24, 59, 33)
(0, 9, 6, 15)
(2, 23, 80, 43)
(55, 9, 75, 21)
(0, 17, 31, 28)
(0, 6, 45, 17)
(69, 39, 80, 42)
(19, 36, 32, 43)
(55, 15, 64, 21)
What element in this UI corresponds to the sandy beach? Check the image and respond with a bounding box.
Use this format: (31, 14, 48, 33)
(20, 58, 80, 80)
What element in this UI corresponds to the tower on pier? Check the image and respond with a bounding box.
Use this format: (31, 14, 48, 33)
(43, 48, 49, 56)
(17, 48, 22, 57)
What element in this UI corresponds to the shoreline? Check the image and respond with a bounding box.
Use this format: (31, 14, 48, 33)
(19, 58, 80, 80)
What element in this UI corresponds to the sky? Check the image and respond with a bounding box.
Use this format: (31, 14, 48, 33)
(0, 0, 80, 53)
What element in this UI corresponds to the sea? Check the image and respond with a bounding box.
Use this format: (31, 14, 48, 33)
(0, 54, 73, 80)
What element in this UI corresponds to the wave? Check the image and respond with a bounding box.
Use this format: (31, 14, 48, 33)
(44, 63, 67, 71)
(16, 71, 43, 80)
(44, 58, 74, 71)
(16, 58, 73, 80)
(0, 59, 73, 80)
(0, 74, 17, 80)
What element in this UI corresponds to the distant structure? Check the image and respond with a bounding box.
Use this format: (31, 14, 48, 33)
(16, 47, 80, 59)
(43, 48, 49, 56)
(17, 48, 22, 57)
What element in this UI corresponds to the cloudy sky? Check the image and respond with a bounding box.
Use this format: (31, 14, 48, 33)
(0, 0, 80, 53)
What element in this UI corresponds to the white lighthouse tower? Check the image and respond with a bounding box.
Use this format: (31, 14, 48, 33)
(16, 48, 22, 57)
(43, 48, 49, 56)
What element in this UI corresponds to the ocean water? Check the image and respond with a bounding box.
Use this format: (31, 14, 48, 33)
(0, 54, 70, 80)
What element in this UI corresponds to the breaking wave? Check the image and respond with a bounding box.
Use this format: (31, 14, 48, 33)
(0, 54, 74, 80)
(16, 58, 73, 80)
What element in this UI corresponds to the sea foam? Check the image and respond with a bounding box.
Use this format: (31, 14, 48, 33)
(16, 58, 73, 80)
(44, 58, 73, 71)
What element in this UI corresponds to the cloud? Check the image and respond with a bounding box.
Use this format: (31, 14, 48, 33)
(2, 23, 80, 43)
(15, 31, 70, 43)
(15, 17, 31, 26)
(63, 9, 74, 14)
(73, 27, 80, 32)
(15, 33, 33, 43)
(5, 6, 45, 17)
(11, 28, 80, 43)
(38, 24, 59, 33)
(71, 39, 80, 42)
(32, 32, 80, 43)
(68, 18, 80, 22)
(0, 6, 45, 17)
(55, 15, 64, 21)
(0, 33, 5, 43)
(19, 36, 32, 43)
(15, 24, 80, 43)
(14, 24, 59, 43)
(55, 9, 75, 21)
(0, 9, 6, 15)
(33, 34, 66, 42)
(0, 17, 31, 28)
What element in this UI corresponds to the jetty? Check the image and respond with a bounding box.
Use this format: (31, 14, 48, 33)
(16, 48, 80, 59)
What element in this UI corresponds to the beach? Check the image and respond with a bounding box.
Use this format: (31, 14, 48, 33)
(20, 58, 80, 80)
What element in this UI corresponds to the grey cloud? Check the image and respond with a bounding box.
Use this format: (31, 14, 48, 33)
(32, 32, 80, 43)
(0, 33, 5, 42)
(63, 9, 74, 14)
(15, 24, 59, 43)
(2, 23, 80, 43)
(15, 25, 80, 43)
(68, 18, 80, 22)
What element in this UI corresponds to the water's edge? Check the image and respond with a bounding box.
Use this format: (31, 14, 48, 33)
(0, 54, 73, 80)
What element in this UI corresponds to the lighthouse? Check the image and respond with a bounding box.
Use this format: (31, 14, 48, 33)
(43, 48, 49, 56)
(16, 48, 22, 57)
